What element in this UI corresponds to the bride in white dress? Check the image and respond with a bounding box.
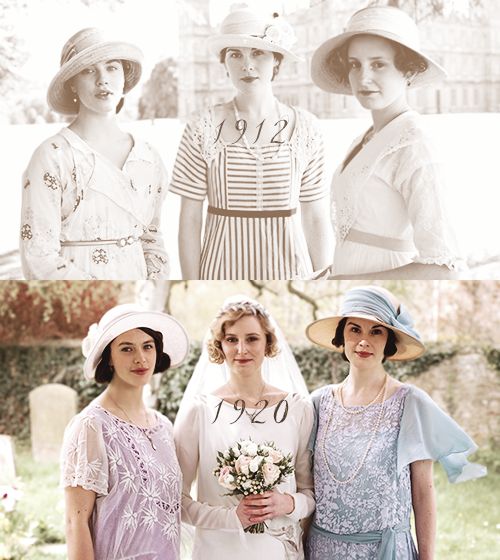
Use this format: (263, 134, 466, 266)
(173, 297, 314, 559)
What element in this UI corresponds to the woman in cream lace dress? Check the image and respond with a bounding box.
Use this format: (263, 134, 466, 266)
(311, 7, 460, 279)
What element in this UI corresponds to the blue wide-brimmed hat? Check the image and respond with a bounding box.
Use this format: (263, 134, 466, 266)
(306, 286, 424, 361)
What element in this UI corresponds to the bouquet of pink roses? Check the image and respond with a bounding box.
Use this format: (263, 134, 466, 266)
(213, 438, 295, 533)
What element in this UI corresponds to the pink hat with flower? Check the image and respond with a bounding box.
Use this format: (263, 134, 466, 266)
(208, 5, 302, 62)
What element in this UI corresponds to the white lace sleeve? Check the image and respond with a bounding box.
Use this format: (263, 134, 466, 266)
(296, 110, 328, 203)
(60, 411, 109, 496)
(395, 142, 459, 268)
(141, 145, 169, 279)
(20, 139, 93, 279)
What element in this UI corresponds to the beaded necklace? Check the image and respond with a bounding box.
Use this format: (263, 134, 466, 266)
(320, 374, 388, 485)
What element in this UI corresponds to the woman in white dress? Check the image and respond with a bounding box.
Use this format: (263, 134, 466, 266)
(174, 297, 314, 559)
(311, 6, 460, 279)
(21, 28, 169, 279)
(170, 7, 332, 280)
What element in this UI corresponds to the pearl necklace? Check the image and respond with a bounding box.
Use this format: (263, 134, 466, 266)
(320, 375, 388, 485)
(232, 98, 286, 162)
(107, 394, 157, 451)
(337, 374, 387, 415)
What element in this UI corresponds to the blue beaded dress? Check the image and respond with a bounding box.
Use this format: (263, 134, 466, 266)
(306, 384, 486, 559)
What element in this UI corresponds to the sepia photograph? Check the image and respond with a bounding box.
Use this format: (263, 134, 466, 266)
(1, 0, 500, 559)
(0, 0, 499, 280)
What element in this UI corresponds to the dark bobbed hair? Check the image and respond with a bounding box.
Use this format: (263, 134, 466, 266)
(94, 326, 171, 384)
(219, 48, 284, 80)
(327, 34, 428, 87)
(331, 317, 398, 363)
(66, 59, 129, 115)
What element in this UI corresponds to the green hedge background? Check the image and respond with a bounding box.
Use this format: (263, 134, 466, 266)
(2, 340, 491, 440)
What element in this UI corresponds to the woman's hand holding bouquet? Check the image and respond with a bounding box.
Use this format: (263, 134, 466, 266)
(213, 438, 295, 533)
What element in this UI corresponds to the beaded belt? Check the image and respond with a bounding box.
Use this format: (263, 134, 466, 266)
(207, 205, 296, 218)
(345, 228, 414, 252)
(311, 521, 410, 560)
(60, 236, 139, 248)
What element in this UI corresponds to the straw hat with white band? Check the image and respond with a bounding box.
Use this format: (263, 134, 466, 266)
(311, 6, 447, 95)
(47, 27, 143, 115)
(306, 286, 425, 361)
(208, 6, 302, 63)
(82, 304, 189, 381)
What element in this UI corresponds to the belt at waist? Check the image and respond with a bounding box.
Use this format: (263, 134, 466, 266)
(310, 521, 410, 560)
(345, 228, 414, 252)
(60, 236, 139, 248)
(207, 205, 296, 218)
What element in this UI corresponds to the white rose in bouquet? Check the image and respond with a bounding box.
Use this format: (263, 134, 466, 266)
(267, 448, 283, 464)
(217, 466, 236, 490)
(262, 462, 281, 486)
(249, 455, 264, 473)
(235, 454, 252, 475)
(232, 445, 241, 457)
(245, 442, 258, 457)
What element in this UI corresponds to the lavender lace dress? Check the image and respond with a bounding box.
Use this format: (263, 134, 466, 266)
(307, 386, 416, 559)
(61, 403, 182, 560)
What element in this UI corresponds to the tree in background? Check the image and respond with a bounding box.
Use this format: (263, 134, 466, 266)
(138, 57, 178, 120)
(0, 0, 28, 121)
(0, 281, 125, 343)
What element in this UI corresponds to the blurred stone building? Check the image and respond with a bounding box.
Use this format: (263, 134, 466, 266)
(177, 0, 500, 119)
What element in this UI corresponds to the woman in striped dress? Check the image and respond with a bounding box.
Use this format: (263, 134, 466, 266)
(170, 7, 333, 280)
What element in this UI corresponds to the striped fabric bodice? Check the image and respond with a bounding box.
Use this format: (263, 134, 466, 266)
(170, 106, 327, 280)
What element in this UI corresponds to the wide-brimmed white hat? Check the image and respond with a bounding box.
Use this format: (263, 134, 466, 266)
(311, 6, 446, 94)
(47, 27, 143, 115)
(306, 286, 425, 361)
(208, 6, 302, 62)
(82, 304, 189, 380)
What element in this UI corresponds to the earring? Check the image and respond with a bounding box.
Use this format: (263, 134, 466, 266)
(226, 71, 229, 78)
(407, 79, 411, 87)
(72, 96, 78, 103)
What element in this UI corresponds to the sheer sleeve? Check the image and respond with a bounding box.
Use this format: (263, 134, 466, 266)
(298, 111, 328, 203)
(286, 395, 315, 522)
(60, 411, 109, 495)
(395, 141, 460, 269)
(169, 116, 209, 201)
(173, 398, 241, 530)
(140, 146, 169, 279)
(20, 139, 92, 279)
(307, 386, 329, 454)
(397, 385, 487, 483)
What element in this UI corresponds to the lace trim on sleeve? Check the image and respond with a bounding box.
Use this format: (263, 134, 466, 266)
(61, 413, 109, 496)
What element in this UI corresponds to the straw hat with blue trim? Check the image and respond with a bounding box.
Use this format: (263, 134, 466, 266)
(306, 286, 425, 361)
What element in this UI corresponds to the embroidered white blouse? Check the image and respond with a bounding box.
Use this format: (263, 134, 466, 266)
(20, 128, 169, 280)
(331, 111, 460, 275)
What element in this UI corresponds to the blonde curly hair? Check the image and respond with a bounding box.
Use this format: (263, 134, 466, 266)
(207, 300, 280, 364)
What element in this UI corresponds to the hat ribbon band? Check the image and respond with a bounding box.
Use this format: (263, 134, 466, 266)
(340, 288, 421, 341)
